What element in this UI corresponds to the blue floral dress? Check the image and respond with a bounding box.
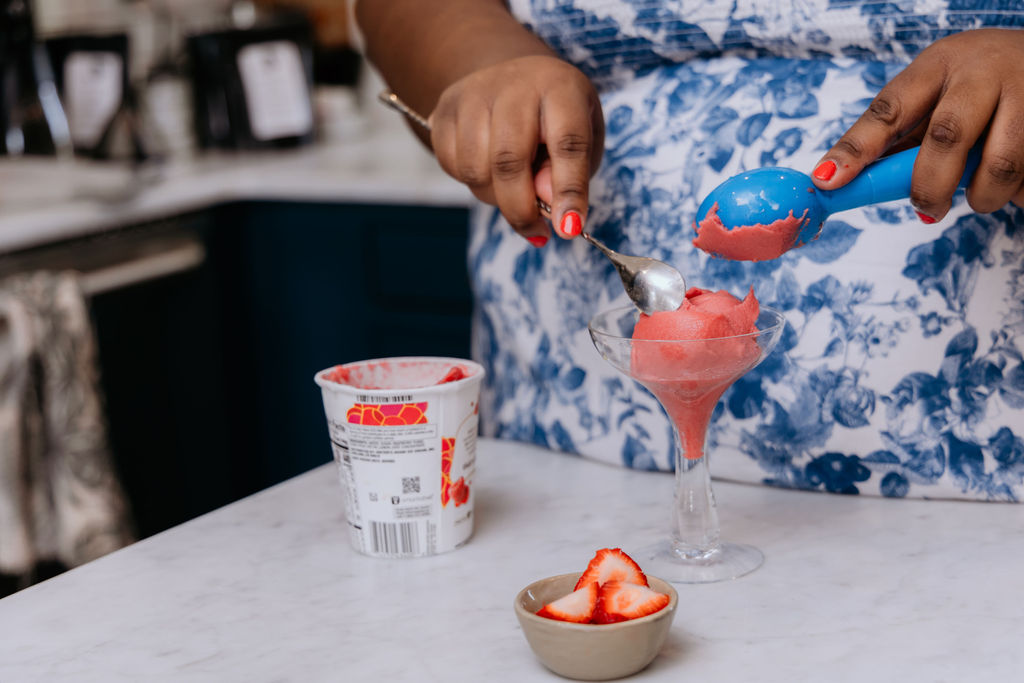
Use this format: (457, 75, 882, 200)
(468, 0, 1024, 501)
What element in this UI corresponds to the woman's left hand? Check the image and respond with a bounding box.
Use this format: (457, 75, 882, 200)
(811, 28, 1024, 222)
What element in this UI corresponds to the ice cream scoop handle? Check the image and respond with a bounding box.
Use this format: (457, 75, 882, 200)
(822, 145, 982, 215)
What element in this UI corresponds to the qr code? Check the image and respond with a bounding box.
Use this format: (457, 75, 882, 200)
(402, 476, 420, 494)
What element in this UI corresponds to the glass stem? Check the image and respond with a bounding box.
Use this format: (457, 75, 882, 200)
(670, 432, 720, 559)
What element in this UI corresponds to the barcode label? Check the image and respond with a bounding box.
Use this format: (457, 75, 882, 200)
(369, 521, 420, 556)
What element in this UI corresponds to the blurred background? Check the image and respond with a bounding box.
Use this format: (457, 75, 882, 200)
(0, 0, 472, 594)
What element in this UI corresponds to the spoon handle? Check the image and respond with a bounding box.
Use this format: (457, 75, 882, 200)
(378, 90, 553, 218)
(580, 231, 617, 258)
(822, 144, 983, 215)
(378, 91, 431, 130)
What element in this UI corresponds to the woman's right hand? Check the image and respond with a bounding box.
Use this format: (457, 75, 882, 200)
(429, 55, 605, 247)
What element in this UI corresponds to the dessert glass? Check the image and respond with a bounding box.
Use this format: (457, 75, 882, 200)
(589, 305, 785, 583)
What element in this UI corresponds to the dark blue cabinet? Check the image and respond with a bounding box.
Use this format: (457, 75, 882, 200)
(92, 201, 472, 538)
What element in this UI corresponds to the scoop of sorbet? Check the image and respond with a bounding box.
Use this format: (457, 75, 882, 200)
(631, 287, 761, 460)
(633, 287, 758, 342)
(631, 286, 761, 384)
(692, 203, 810, 262)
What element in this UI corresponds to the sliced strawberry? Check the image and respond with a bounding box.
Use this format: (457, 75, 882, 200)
(535, 581, 598, 623)
(592, 581, 670, 624)
(574, 548, 648, 590)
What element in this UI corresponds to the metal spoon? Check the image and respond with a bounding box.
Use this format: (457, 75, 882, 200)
(377, 91, 687, 314)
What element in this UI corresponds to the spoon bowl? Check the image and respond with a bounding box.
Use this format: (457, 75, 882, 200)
(581, 231, 686, 314)
(694, 167, 822, 258)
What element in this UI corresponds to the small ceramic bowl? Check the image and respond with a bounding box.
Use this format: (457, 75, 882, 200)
(514, 572, 678, 681)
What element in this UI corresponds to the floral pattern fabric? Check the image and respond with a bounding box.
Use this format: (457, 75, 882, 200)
(468, 0, 1024, 500)
(0, 272, 134, 581)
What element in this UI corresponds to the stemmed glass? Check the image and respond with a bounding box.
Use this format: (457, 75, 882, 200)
(589, 304, 786, 583)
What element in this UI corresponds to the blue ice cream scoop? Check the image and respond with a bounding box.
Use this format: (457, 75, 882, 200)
(695, 145, 983, 257)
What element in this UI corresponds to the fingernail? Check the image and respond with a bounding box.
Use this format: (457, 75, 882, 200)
(915, 210, 937, 224)
(813, 160, 837, 181)
(559, 211, 582, 237)
(526, 235, 549, 247)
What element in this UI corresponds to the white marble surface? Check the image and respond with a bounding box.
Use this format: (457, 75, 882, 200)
(1, 438, 1022, 682)
(0, 128, 471, 254)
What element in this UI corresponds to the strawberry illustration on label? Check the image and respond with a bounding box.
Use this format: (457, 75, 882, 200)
(346, 402, 428, 425)
(450, 477, 469, 506)
(441, 437, 455, 507)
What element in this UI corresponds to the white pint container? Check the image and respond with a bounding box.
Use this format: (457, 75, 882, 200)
(314, 357, 484, 558)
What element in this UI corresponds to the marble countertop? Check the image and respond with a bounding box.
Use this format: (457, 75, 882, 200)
(1, 438, 1021, 682)
(0, 123, 472, 255)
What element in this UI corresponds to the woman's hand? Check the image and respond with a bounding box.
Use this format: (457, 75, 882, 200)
(429, 55, 605, 246)
(811, 28, 1024, 222)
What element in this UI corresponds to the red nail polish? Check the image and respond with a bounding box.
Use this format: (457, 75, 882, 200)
(560, 211, 582, 237)
(915, 210, 937, 224)
(813, 160, 837, 181)
(526, 235, 549, 247)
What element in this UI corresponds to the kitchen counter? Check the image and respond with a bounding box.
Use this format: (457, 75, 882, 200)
(1, 437, 1021, 682)
(0, 123, 471, 254)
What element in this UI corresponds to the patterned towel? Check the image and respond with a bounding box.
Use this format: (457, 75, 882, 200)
(0, 272, 133, 582)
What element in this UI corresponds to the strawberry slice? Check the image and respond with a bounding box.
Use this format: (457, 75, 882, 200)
(574, 548, 648, 590)
(535, 581, 599, 623)
(592, 581, 670, 624)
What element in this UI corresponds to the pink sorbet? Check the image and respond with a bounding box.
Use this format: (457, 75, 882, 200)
(322, 365, 380, 389)
(692, 202, 811, 261)
(322, 361, 471, 389)
(436, 366, 469, 384)
(631, 287, 762, 460)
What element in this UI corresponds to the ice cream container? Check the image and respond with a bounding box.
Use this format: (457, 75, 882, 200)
(314, 357, 484, 558)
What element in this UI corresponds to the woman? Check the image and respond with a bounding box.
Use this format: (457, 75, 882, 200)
(358, 1, 1024, 501)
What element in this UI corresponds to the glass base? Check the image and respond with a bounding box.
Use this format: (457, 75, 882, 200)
(635, 540, 764, 584)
